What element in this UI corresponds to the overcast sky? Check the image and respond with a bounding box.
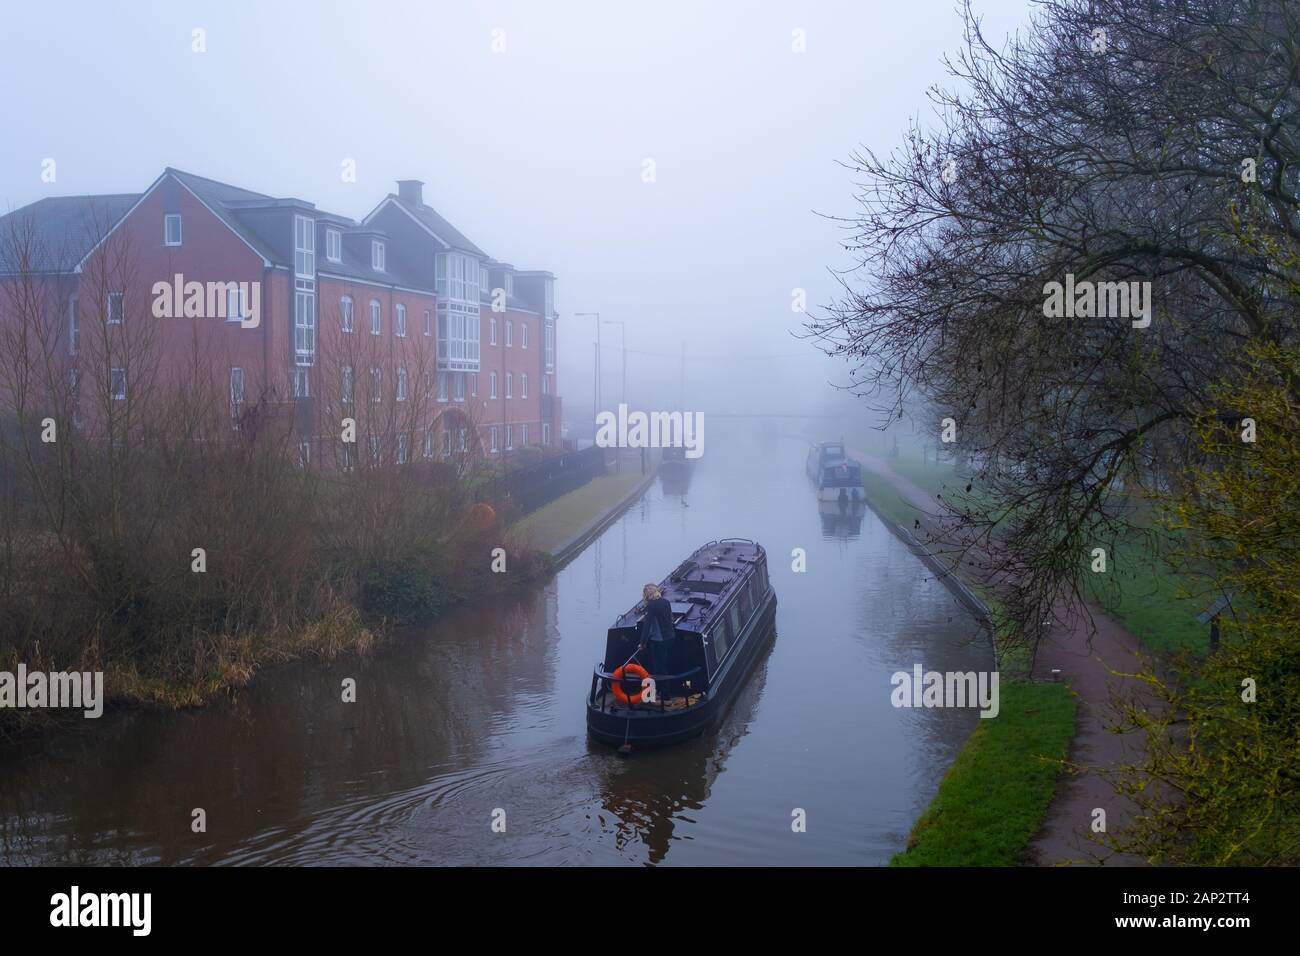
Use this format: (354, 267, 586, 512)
(0, 0, 1035, 422)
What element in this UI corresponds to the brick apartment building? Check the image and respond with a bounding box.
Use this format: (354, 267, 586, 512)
(0, 168, 560, 468)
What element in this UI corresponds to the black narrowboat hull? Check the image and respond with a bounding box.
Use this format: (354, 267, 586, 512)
(587, 589, 777, 750)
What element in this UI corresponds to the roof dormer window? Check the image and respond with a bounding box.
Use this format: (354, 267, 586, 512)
(326, 229, 342, 263)
(371, 240, 386, 272)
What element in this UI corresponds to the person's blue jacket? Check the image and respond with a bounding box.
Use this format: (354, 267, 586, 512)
(641, 596, 675, 644)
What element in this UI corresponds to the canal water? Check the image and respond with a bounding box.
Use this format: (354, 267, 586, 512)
(0, 429, 992, 866)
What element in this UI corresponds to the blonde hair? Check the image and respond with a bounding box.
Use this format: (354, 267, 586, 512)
(643, 583, 661, 600)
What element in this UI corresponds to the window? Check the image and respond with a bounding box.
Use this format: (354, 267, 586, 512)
(521, 322, 529, 349)
(423, 429, 435, 459)
(505, 372, 512, 399)
(230, 368, 244, 418)
(67, 294, 79, 354)
(729, 603, 742, 643)
(544, 317, 555, 372)
(110, 367, 126, 401)
(395, 303, 407, 337)
(713, 619, 730, 660)
(541, 374, 549, 395)
(505, 424, 513, 450)
(293, 368, 309, 399)
(342, 366, 354, 403)
(108, 292, 124, 325)
(294, 284, 316, 364)
(542, 423, 551, 445)
(437, 371, 448, 402)
(490, 371, 498, 399)
(544, 278, 554, 317)
(69, 368, 81, 428)
(396, 432, 409, 464)
(490, 426, 498, 452)
(164, 214, 182, 246)
(423, 310, 432, 336)
(370, 367, 381, 402)
(435, 252, 481, 372)
(480, 266, 489, 291)
(340, 296, 354, 332)
(369, 299, 381, 335)
(471, 373, 477, 397)
(521, 373, 528, 399)
(505, 320, 513, 347)
(294, 215, 315, 277)
(371, 240, 385, 272)
(326, 229, 342, 262)
(227, 287, 245, 324)
(504, 273, 514, 297)
(520, 423, 528, 445)
(453, 372, 465, 402)
(490, 317, 497, 345)
(343, 441, 357, 471)
(396, 367, 408, 401)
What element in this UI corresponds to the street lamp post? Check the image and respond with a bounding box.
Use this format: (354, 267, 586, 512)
(573, 312, 601, 446)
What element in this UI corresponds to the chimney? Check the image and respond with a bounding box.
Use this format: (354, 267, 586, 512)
(397, 179, 424, 206)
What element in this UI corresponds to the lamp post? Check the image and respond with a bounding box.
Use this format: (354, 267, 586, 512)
(573, 312, 601, 446)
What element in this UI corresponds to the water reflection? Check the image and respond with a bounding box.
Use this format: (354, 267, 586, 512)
(0, 430, 992, 866)
(818, 499, 866, 539)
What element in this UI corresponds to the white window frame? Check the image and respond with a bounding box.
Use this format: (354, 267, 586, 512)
(370, 299, 381, 336)
(370, 367, 382, 403)
(68, 294, 79, 354)
(453, 372, 465, 402)
(490, 317, 497, 345)
(293, 368, 310, 399)
(521, 322, 528, 349)
(395, 303, 407, 337)
(522, 373, 528, 398)
(396, 432, 409, 464)
(340, 296, 354, 332)
(111, 367, 126, 401)
(371, 240, 386, 272)
(490, 370, 498, 399)
(326, 228, 342, 262)
(227, 287, 245, 324)
(505, 371, 513, 399)
(342, 365, 354, 404)
(423, 309, 432, 336)
(505, 320, 513, 347)
(437, 371, 449, 402)
(397, 367, 408, 402)
(107, 292, 124, 326)
(294, 215, 315, 278)
(490, 426, 499, 452)
(505, 424, 513, 450)
(521, 423, 528, 445)
(164, 213, 182, 246)
(504, 273, 514, 297)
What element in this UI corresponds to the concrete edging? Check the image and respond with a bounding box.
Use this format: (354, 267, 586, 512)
(547, 467, 660, 570)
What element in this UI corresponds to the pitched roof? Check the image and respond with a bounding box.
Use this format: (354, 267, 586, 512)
(166, 168, 285, 265)
(382, 194, 488, 258)
(0, 194, 140, 274)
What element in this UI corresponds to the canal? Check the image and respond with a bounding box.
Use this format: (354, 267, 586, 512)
(0, 429, 993, 866)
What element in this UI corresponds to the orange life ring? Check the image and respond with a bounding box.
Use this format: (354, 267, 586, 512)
(610, 663, 651, 705)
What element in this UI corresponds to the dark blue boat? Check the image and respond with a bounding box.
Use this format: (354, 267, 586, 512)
(586, 539, 777, 750)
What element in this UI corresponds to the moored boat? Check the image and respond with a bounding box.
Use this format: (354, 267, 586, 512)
(586, 539, 777, 751)
(806, 440, 865, 503)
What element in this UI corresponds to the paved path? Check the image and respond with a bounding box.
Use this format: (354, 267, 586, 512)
(855, 453, 1148, 866)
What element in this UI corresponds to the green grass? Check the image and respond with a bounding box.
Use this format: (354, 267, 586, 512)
(861, 468, 924, 529)
(891, 681, 1077, 866)
(512, 471, 648, 554)
(1086, 533, 1211, 657)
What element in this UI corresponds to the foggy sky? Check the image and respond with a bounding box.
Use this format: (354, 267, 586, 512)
(0, 0, 1035, 422)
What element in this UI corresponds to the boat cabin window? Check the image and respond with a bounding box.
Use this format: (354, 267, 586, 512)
(729, 603, 742, 640)
(738, 579, 753, 621)
(683, 579, 724, 594)
(713, 618, 730, 660)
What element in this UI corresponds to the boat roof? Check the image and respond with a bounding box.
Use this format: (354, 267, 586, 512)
(613, 540, 765, 634)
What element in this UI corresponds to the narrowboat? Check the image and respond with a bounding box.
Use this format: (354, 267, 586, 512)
(806, 440, 865, 503)
(586, 539, 777, 751)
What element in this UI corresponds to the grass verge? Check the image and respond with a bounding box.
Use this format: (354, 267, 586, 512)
(891, 680, 1077, 866)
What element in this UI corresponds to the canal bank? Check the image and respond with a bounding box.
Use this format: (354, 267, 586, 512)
(850, 451, 1078, 866)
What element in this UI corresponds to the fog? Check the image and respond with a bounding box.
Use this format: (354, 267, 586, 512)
(0, 0, 1034, 432)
